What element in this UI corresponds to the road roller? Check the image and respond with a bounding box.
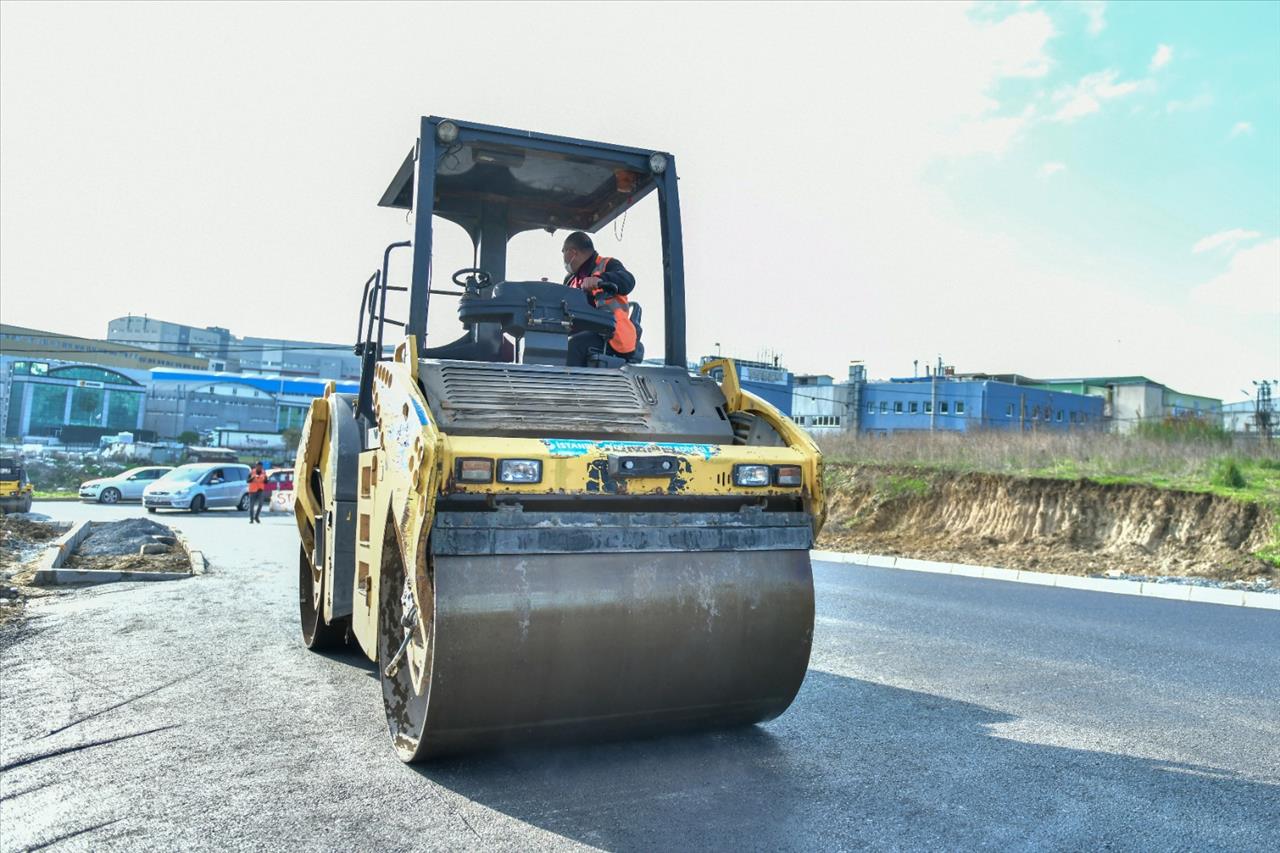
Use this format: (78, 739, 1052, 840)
(294, 117, 825, 761)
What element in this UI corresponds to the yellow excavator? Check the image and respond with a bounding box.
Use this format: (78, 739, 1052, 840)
(294, 117, 825, 761)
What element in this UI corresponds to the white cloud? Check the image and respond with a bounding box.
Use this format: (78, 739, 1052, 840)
(1229, 121, 1254, 138)
(1081, 1, 1107, 35)
(1166, 91, 1213, 113)
(1051, 70, 1143, 122)
(1149, 44, 1173, 72)
(1192, 229, 1263, 254)
(1039, 161, 1066, 177)
(1191, 239, 1280, 313)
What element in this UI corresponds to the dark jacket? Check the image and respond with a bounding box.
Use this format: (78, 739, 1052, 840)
(564, 252, 635, 302)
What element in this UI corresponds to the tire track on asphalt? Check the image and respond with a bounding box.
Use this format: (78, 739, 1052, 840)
(38, 666, 208, 739)
(1, 725, 179, 772)
(27, 817, 124, 851)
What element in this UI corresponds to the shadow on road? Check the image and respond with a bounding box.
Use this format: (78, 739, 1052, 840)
(413, 670, 1279, 850)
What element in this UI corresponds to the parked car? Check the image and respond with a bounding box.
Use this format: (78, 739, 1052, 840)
(79, 466, 174, 504)
(266, 467, 295, 512)
(143, 463, 251, 513)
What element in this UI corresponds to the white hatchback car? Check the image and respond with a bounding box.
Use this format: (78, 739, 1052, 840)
(79, 466, 175, 504)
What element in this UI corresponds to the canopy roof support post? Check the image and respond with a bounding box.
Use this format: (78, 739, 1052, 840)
(657, 167, 686, 368)
(408, 117, 438, 350)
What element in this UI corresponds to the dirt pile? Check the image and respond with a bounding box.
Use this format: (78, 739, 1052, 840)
(65, 518, 190, 574)
(818, 466, 1277, 582)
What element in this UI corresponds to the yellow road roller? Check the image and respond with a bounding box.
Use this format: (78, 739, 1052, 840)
(294, 117, 825, 761)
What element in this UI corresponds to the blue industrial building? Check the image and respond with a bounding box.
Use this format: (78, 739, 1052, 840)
(859, 377, 1103, 435)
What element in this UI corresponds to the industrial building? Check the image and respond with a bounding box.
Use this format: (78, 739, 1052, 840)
(959, 373, 1222, 433)
(858, 377, 1103, 435)
(143, 369, 357, 439)
(1, 323, 208, 372)
(1, 356, 150, 442)
(108, 315, 363, 380)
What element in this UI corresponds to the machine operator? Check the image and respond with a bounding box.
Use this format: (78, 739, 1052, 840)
(562, 231, 638, 365)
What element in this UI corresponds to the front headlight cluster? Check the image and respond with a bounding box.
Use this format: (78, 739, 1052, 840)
(455, 458, 542, 485)
(733, 464, 803, 487)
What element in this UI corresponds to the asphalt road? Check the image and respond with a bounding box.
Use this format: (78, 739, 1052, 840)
(1, 500, 1277, 851)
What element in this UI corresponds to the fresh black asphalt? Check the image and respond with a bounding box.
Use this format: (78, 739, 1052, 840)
(1, 502, 1276, 851)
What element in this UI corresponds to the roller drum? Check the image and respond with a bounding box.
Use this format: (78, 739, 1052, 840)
(381, 511, 815, 760)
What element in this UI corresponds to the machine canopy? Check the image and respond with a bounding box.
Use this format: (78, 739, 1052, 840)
(378, 118, 664, 238)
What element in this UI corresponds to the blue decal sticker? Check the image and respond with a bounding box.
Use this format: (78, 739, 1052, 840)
(410, 398, 428, 425)
(540, 438, 721, 460)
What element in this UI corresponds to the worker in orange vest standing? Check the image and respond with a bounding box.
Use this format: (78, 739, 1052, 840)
(561, 231, 638, 366)
(247, 463, 268, 524)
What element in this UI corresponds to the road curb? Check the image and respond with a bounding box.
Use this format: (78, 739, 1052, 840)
(810, 550, 1280, 611)
(33, 520, 197, 585)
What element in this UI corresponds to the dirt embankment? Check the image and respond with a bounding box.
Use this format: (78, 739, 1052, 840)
(818, 466, 1277, 582)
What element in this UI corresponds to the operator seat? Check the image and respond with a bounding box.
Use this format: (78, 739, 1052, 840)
(627, 302, 644, 363)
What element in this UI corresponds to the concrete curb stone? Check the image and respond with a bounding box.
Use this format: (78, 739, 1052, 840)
(33, 519, 199, 585)
(810, 549, 1278, 612)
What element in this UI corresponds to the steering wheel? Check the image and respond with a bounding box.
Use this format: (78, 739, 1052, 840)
(451, 267, 492, 289)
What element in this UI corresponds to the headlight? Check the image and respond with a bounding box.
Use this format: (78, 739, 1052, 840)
(773, 465, 803, 487)
(499, 459, 542, 484)
(648, 152, 667, 174)
(436, 120, 459, 144)
(456, 459, 493, 483)
(733, 464, 770, 487)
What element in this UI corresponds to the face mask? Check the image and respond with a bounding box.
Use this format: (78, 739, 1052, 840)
(564, 260, 574, 274)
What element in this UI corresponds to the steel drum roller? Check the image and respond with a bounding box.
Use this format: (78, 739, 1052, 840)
(382, 545, 814, 760)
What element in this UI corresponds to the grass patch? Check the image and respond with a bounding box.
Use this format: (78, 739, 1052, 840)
(819, 431, 1280, 506)
(1211, 458, 1247, 490)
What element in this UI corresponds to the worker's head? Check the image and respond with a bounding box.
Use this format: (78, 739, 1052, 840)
(562, 231, 594, 274)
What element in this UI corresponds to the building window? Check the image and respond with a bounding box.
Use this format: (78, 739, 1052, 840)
(909, 401, 918, 414)
(880, 401, 888, 414)
(894, 401, 903, 414)
(28, 384, 67, 432)
(867, 401, 875, 414)
(1043, 407, 1051, 421)
(1032, 405, 1040, 419)
(1056, 410, 1064, 422)
(1006, 403, 1014, 417)
(940, 401, 949, 414)
(956, 401, 966, 415)
(924, 401, 932, 414)
(107, 391, 141, 429)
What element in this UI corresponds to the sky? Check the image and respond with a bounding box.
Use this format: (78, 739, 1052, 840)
(1, 1, 1277, 402)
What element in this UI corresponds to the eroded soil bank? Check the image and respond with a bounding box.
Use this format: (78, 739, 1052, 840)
(817, 465, 1277, 582)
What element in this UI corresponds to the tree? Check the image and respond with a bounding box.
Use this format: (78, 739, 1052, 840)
(177, 430, 200, 447)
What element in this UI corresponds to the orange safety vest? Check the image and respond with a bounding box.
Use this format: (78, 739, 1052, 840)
(569, 256, 637, 355)
(248, 470, 268, 493)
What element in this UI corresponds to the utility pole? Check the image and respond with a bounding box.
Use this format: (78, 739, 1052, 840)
(1255, 380, 1275, 441)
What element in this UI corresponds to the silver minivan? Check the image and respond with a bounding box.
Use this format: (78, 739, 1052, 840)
(143, 463, 251, 513)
